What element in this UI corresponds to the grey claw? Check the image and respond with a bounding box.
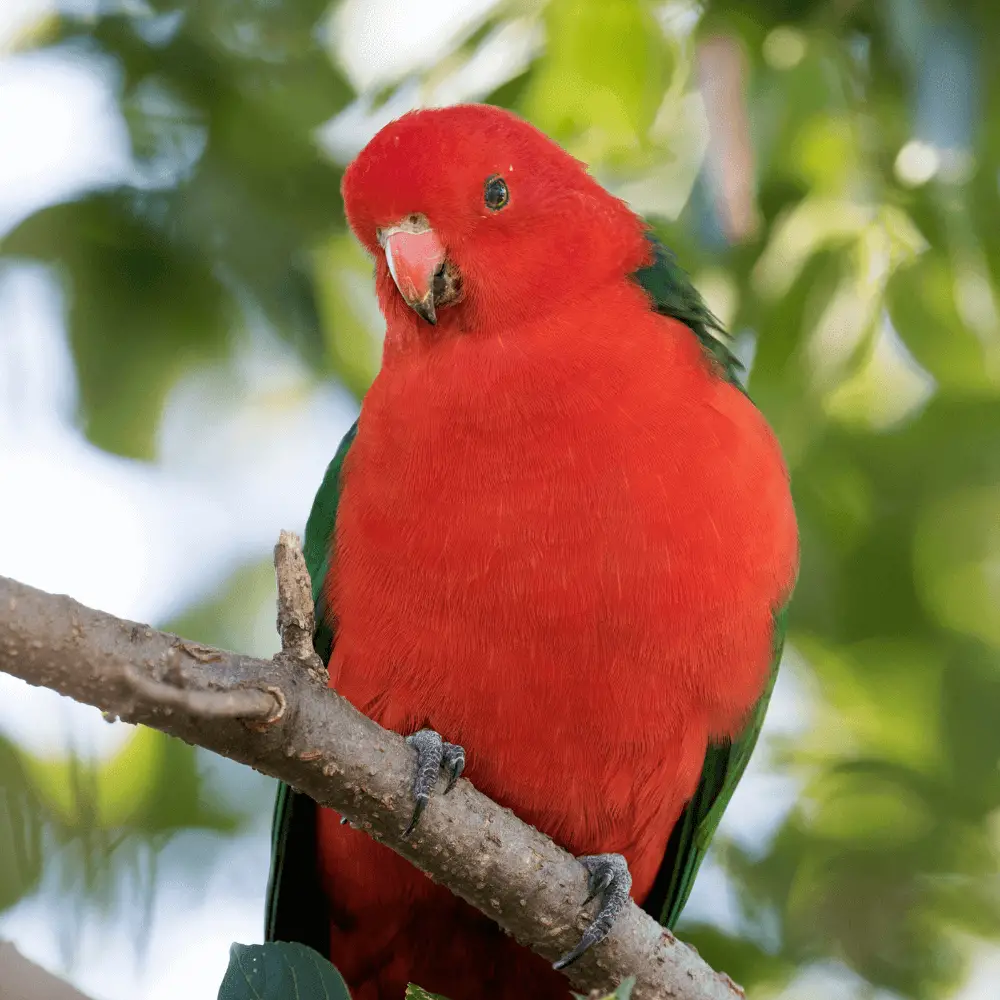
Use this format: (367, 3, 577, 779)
(404, 793, 429, 837)
(553, 854, 632, 971)
(442, 741, 465, 793)
(402, 729, 466, 837)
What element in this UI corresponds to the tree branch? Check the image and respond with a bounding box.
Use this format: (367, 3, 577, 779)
(0, 534, 744, 1000)
(0, 941, 93, 1000)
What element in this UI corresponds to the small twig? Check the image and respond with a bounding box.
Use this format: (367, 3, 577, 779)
(120, 665, 281, 720)
(274, 529, 327, 680)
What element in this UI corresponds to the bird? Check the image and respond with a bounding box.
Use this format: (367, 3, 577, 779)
(264, 103, 798, 1000)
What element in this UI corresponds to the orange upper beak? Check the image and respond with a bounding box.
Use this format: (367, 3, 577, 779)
(380, 222, 447, 325)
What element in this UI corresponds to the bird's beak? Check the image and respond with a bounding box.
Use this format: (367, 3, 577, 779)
(379, 220, 446, 325)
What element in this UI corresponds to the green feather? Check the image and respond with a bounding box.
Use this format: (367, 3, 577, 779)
(304, 422, 359, 667)
(264, 421, 358, 951)
(630, 234, 786, 929)
(631, 234, 746, 393)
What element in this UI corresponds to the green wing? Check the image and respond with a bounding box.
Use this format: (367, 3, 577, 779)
(630, 235, 785, 927)
(264, 421, 358, 953)
(631, 233, 746, 393)
(304, 422, 359, 668)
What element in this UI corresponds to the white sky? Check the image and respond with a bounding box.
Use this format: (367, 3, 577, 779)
(0, 3, 988, 999)
(332, 0, 502, 92)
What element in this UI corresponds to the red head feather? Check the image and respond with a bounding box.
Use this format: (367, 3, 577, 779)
(341, 104, 650, 336)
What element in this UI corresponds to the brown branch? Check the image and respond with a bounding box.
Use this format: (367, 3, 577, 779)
(0, 535, 744, 1000)
(0, 941, 93, 1000)
(119, 664, 281, 719)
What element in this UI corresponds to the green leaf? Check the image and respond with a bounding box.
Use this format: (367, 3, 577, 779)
(572, 978, 636, 1000)
(886, 252, 1000, 396)
(404, 986, 450, 1000)
(218, 943, 352, 1000)
(610, 979, 635, 1000)
(3, 191, 232, 460)
(520, 0, 675, 167)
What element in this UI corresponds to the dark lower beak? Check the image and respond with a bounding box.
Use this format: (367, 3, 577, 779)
(410, 290, 437, 325)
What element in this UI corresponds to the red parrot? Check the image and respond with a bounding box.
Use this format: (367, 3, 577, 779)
(265, 103, 798, 999)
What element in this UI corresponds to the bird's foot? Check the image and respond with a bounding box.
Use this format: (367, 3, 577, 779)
(402, 728, 466, 837)
(553, 853, 633, 970)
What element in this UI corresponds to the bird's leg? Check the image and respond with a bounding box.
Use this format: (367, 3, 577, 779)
(402, 728, 466, 837)
(553, 853, 633, 970)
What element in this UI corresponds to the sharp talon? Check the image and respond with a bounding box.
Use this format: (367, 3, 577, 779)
(553, 853, 632, 971)
(402, 729, 467, 834)
(403, 794, 429, 838)
(552, 942, 589, 972)
(443, 742, 465, 793)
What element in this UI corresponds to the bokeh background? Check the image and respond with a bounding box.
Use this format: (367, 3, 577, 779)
(1, 0, 999, 998)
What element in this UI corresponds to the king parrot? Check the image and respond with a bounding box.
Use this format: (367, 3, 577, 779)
(265, 103, 798, 1000)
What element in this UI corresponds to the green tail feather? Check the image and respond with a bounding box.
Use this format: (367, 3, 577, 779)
(643, 606, 788, 928)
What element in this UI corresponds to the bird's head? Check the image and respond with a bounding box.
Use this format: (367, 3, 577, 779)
(342, 104, 648, 337)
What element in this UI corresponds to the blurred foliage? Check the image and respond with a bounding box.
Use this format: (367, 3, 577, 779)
(2, 0, 1000, 998)
(3, 0, 351, 458)
(0, 739, 44, 913)
(0, 727, 243, 954)
(167, 557, 286, 657)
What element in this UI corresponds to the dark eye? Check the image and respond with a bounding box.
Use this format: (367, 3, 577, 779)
(484, 175, 509, 211)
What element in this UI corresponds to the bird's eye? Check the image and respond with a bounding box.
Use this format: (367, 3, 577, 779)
(484, 175, 509, 211)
